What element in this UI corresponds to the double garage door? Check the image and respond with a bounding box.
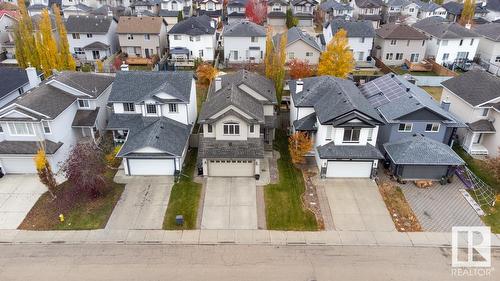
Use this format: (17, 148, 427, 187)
(208, 160, 254, 177)
(0, 157, 37, 174)
(326, 161, 373, 178)
(127, 158, 175, 176)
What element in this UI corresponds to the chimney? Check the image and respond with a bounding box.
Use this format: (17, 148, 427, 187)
(296, 79, 304, 93)
(215, 76, 222, 91)
(465, 23, 472, 29)
(25, 66, 40, 89)
(210, 20, 215, 28)
(441, 95, 451, 111)
(120, 62, 129, 71)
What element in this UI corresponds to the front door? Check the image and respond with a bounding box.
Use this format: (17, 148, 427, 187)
(92, 50, 100, 60)
(145, 48, 150, 58)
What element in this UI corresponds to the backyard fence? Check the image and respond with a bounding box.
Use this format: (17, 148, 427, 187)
(412, 76, 454, 86)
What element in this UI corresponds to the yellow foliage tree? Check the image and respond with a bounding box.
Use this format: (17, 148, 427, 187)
(274, 32, 287, 102)
(53, 4, 76, 70)
(289, 132, 313, 165)
(317, 29, 354, 78)
(264, 28, 274, 80)
(196, 63, 219, 86)
(15, 0, 39, 69)
(460, 0, 475, 26)
(96, 59, 104, 72)
(34, 147, 57, 198)
(37, 9, 59, 77)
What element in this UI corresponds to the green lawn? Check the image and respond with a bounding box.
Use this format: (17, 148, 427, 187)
(454, 146, 500, 233)
(390, 66, 439, 76)
(163, 149, 202, 230)
(264, 130, 318, 231)
(129, 65, 152, 71)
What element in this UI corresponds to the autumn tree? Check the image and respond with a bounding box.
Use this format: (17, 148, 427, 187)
(37, 9, 59, 77)
(288, 58, 314, 80)
(264, 28, 275, 80)
(245, 0, 267, 25)
(53, 4, 76, 70)
(289, 132, 313, 165)
(286, 8, 298, 28)
(34, 147, 58, 199)
(14, 0, 39, 69)
(317, 28, 354, 78)
(274, 32, 287, 102)
(434, 0, 444, 5)
(460, 0, 475, 26)
(177, 10, 184, 22)
(61, 142, 107, 198)
(196, 63, 219, 86)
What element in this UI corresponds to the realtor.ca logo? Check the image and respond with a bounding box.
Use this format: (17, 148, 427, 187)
(451, 226, 493, 277)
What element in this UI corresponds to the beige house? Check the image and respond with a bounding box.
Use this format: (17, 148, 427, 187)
(374, 23, 428, 66)
(116, 16, 168, 58)
(274, 27, 322, 65)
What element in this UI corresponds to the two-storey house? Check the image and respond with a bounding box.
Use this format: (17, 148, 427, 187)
(116, 16, 167, 58)
(66, 15, 119, 62)
(28, 0, 48, 17)
(359, 73, 465, 180)
(227, 0, 247, 24)
(159, 0, 193, 31)
(319, 0, 354, 22)
(223, 20, 266, 64)
(352, 0, 383, 29)
(291, 0, 318, 27)
(130, 0, 158, 16)
(442, 1, 489, 23)
(323, 18, 375, 62)
(0, 67, 42, 108)
(62, 3, 93, 18)
(413, 16, 480, 65)
(484, 0, 500, 22)
(289, 76, 385, 178)
(441, 70, 500, 157)
(0, 71, 113, 174)
(197, 0, 223, 21)
(267, 0, 288, 27)
(374, 23, 428, 65)
(198, 70, 277, 177)
(107, 70, 197, 176)
(168, 15, 217, 61)
(412, 0, 447, 21)
(274, 26, 322, 64)
(473, 23, 500, 75)
(0, 10, 17, 61)
(382, 0, 419, 24)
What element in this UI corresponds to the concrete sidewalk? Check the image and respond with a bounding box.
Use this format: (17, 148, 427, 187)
(1, 229, 499, 248)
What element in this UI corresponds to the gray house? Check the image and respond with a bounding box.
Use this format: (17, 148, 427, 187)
(359, 73, 465, 180)
(274, 27, 323, 64)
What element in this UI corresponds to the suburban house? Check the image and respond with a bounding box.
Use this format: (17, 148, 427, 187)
(168, 15, 217, 61)
(89, 4, 126, 18)
(66, 15, 119, 62)
(442, 1, 489, 23)
(319, 0, 354, 22)
(223, 20, 266, 64)
(107, 71, 197, 176)
(290, 0, 318, 27)
(267, 0, 288, 27)
(412, 16, 480, 65)
(274, 26, 322, 65)
(61, 0, 99, 8)
(359, 73, 465, 180)
(441, 70, 500, 157)
(472, 23, 500, 75)
(484, 0, 500, 22)
(0, 10, 17, 61)
(373, 22, 428, 66)
(227, 0, 247, 24)
(197, 70, 277, 177)
(62, 3, 93, 18)
(130, 0, 158, 16)
(289, 76, 385, 178)
(160, 0, 192, 18)
(197, 0, 223, 20)
(0, 71, 114, 174)
(116, 16, 168, 59)
(323, 18, 375, 62)
(352, 0, 383, 29)
(382, 0, 419, 24)
(28, 0, 48, 17)
(0, 67, 42, 108)
(412, 0, 447, 20)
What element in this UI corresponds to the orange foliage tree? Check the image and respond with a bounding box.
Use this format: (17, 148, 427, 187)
(288, 58, 314, 80)
(289, 132, 313, 165)
(196, 63, 219, 86)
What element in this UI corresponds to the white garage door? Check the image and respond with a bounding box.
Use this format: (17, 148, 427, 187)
(127, 158, 175, 175)
(0, 157, 37, 174)
(326, 161, 373, 178)
(208, 160, 254, 177)
(298, 19, 312, 27)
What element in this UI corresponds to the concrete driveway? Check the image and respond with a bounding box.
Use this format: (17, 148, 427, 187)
(321, 179, 396, 232)
(105, 177, 173, 230)
(0, 175, 47, 229)
(201, 177, 257, 230)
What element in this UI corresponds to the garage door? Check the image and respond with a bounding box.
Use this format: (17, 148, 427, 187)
(326, 161, 373, 178)
(401, 165, 449, 180)
(208, 160, 254, 177)
(127, 158, 175, 175)
(298, 19, 312, 27)
(0, 157, 36, 174)
(268, 18, 285, 26)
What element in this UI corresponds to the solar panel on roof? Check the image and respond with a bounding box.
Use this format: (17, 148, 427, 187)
(360, 75, 412, 108)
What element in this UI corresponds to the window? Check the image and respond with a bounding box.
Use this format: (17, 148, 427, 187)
(231, 50, 238, 59)
(459, 39, 463, 46)
(0, 124, 3, 133)
(325, 125, 332, 140)
(409, 8, 414, 12)
(410, 53, 419, 62)
(207, 124, 213, 133)
(127, 34, 134, 40)
(86, 33, 93, 38)
(223, 123, 240, 135)
(168, 103, 178, 113)
(189, 36, 194, 42)
(495, 56, 500, 63)
(42, 121, 51, 134)
(442, 53, 450, 61)
(482, 108, 489, 117)
(470, 38, 474, 46)
(360, 37, 365, 43)
(343, 128, 361, 143)
(250, 124, 254, 133)
(425, 123, 440, 132)
(386, 53, 393, 60)
(72, 33, 80, 39)
(8, 122, 35, 136)
(199, 49, 204, 57)
(367, 128, 374, 142)
(251, 36, 258, 43)
(442, 40, 448, 46)
(18, 87, 24, 95)
(195, 36, 201, 41)
(78, 99, 90, 108)
(74, 47, 85, 55)
(174, 35, 181, 40)
(288, 52, 295, 59)
(390, 39, 397, 45)
(358, 51, 364, 61)
(436, 39, 441, 45)
(398, 123, 412, 132)
(146, 104, 157, 114)
(305, 52, 313, 57)
(422, 40, 425, 46)
(407, 40, 410, 46)
(144, 34, 150, 40)
(395, 53, 403, 60)
(123, 103, 135, 112)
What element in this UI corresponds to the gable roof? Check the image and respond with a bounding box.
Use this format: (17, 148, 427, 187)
(274, 26, 322, 52)
(65, 15, 115, 34)
(320, 0, 353, 11)
(318, 142, 383, 159)
(50, 71, 114, 98)
(376, 23, 428, 40)
(116, 16, 166, 34)
(411, 0, 442, 12)
(386, 0, 411, 7)
(63, 3, 92, 12)
(325, 18, 375, 38)
(109, 71, 194, 103)
(442, 1, 488, 15)
(0, 67, 29, 100)
(354, 0, 384, 8)
(412, 16, 479, 39)
(441, 70, 500, 107)
(0, 9, 18, 19)
(168, 15, 215, 36)
(486, 0, 500, 12)
(291, 0, 319, 5)
(90, 4, 126, 16)
(227, 0, 248, 6)
(223, 20, 266, 37)
(472, 23, 500, 42)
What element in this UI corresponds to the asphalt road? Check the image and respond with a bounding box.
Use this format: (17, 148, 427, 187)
(0, 244, 498, 281)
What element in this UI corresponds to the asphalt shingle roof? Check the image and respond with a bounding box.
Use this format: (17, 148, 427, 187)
(376, 23, 428, 40)
(116, 16, 166, 34)
(412, 16, 479, 39)
(354, 0, 383, 8)
(0, 140, 63, 155)
(441, 70, 500, 106)
(473, 23, 500, 42)
(325, 18, 375, 38)
(198, 137, 265, 159)
(168, 15, 215, 36)
(412, 0, 442, 12)
(0, 67, 29, 100)
(52, 72, 114, 98)
(467, 119, 496, 132)
(486, 0, 500, 12)
(317, 142, 383, 159)
(72, 108, 99, 127)
(383, 135, 464, 165)
(65, 15, 115, 33)
(320, 0, 353, 11)
(293, 112, 317, 131)
(223, 20, 266, 37)
(274, 26, 322, 52)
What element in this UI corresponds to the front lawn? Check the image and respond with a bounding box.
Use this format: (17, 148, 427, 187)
(264, 130, 318, 231)
(163, 149, 202, 230)
(19, 169, 125, 230)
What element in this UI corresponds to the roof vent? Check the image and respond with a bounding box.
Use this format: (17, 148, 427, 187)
(390, 73, 395, 78)
(160, 126, 164, 129)
(406, 88, 410, 92)
(155, 136, 159, 139)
